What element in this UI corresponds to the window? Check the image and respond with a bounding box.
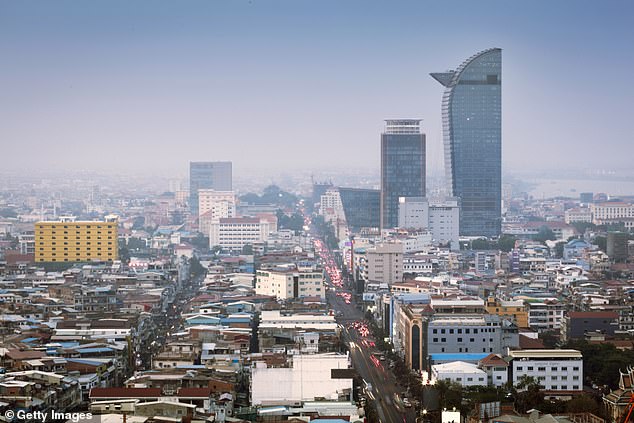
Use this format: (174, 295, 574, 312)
(573, 367, 579, 371)
(517, 366, 523, 371)
(527, 366, 534, 371)
(441, 338, 446, 342)
(538, 367, 546, 371)
(457, 338, 463, 342)
(433, 338, 438, 342)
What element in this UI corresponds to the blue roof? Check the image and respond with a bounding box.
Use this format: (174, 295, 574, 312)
(176, 365, 206, 369)
(431, 353, 489, 362)
(67, 358, 104, 366)
(20, 337, 39, 344)
(75, 347, 113, 354)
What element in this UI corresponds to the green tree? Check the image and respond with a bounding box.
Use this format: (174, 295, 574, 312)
(565, 394, 601, 414)
(513, 375, 544, 413)
(594, 236, 607, 253)
(554, 242, 565, 258)
(241, 244, 254, 255)
(498, 235, 517, 252)
(534, 226, 556, 242)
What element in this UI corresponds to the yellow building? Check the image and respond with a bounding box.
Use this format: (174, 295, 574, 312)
(35, 216, 118, 263)
(486, 297, 529, 328)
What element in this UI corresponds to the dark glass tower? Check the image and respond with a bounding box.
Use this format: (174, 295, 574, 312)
(339, 187, 380, 231)
(189, 161, 232, 214)
(431, 48, 502, 237)
(380, 119, 426, 230)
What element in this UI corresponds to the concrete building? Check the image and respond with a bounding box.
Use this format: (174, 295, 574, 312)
(428, 314, 503, 356)
(591, 201, 634, 224)
(380, 119, 426, 230)
(198, 190, 236, 234)
(607, 232, 629, 261)
(398, 197, 460, 250)
(525, 299, 565, 333)
(564, 207, 592, 224)
(431, 361, 487, 387)
(250, 353, 353, 406)
(319, 189, 346, 224)
(189, 161, 232, 214)
(366, 242, 403, 285)
(486, 297, 529, 328)
(255, 268, 325, 300)
(560, 311, 619, 342)
(209, 217, 271, 251)
(35, 216, 119, 263)
(478, 354, 509, 387)
(509, 349, 583, 393)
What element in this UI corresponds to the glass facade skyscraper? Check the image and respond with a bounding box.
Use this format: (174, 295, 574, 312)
(431, 48, 502, 237)
(338, 187, 380, 231)
(380, 119, 426, 230)
(189, 161, 232, 214)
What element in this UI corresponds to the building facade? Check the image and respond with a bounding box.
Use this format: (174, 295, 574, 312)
(431, 48, 502, 237)
(509, 349, 583, 393)
(198, 189, 236, 234)
(209, 217, 270, 251)
(366, 242, 403, 285)
(35, 216, 119, 263)
(255, 269, 325, 300)
(398, 197, 460, 250)
(338, 188, 380, 231)
(380, 120, 426, 230)
(189, 161, 232, 214)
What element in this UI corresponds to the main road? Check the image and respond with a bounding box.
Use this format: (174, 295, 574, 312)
(319, 260, 416, 422)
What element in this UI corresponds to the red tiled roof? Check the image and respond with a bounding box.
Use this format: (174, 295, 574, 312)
(6, 350, 46, 360)
(479, 353, 508, 367)
(519, 335, 545, 349)
(89, 388, 162, 398)
(568, 311, 618, 319)
(177, 387, 212, 397)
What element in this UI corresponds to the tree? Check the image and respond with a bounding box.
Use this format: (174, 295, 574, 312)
(566, 394, 601, 414)
(534, 226, 556, 243)
(498, 235, 517, 252)
(513, 375, 544, 413)
(190, 257, 206, 278)
(594, 236, 607, 253)
(554, 242, 565, 258)
(241, 244, 253, 255)
(0, 208, 17, 218)
(211, 245, 222, 256)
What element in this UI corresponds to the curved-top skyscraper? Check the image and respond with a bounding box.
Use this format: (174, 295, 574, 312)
(431, 48, 502, 237)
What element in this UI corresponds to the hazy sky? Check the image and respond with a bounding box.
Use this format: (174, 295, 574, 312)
(1, 0, 633, 178)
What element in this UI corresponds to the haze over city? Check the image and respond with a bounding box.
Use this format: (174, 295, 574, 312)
(2, 0, 633, 179)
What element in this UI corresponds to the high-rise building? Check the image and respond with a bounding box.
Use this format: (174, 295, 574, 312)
(431, 48, 502, 237)
(189, 161, 232, 214)
(339, 187, 380, 231)
(380, 119, 426, 230)
(35, 216, 119, 262)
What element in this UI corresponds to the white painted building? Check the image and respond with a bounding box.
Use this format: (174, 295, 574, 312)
(509, 349, 583, 392)
(431, 361, 487, 387)
(398, 197, 460, 250)
(564, 207, 592, 224)
(209, 217, 271, 250)
(255, 268, 325, 299)
(258, 310, 337, 331)
(250, 353, 353, 406)
(591, 201, 634, 224)
(320, 189, 345, 224)
(198, 189, 236, 234)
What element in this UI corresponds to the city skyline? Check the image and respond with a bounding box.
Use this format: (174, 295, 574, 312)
(1, 1, 633, 176)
